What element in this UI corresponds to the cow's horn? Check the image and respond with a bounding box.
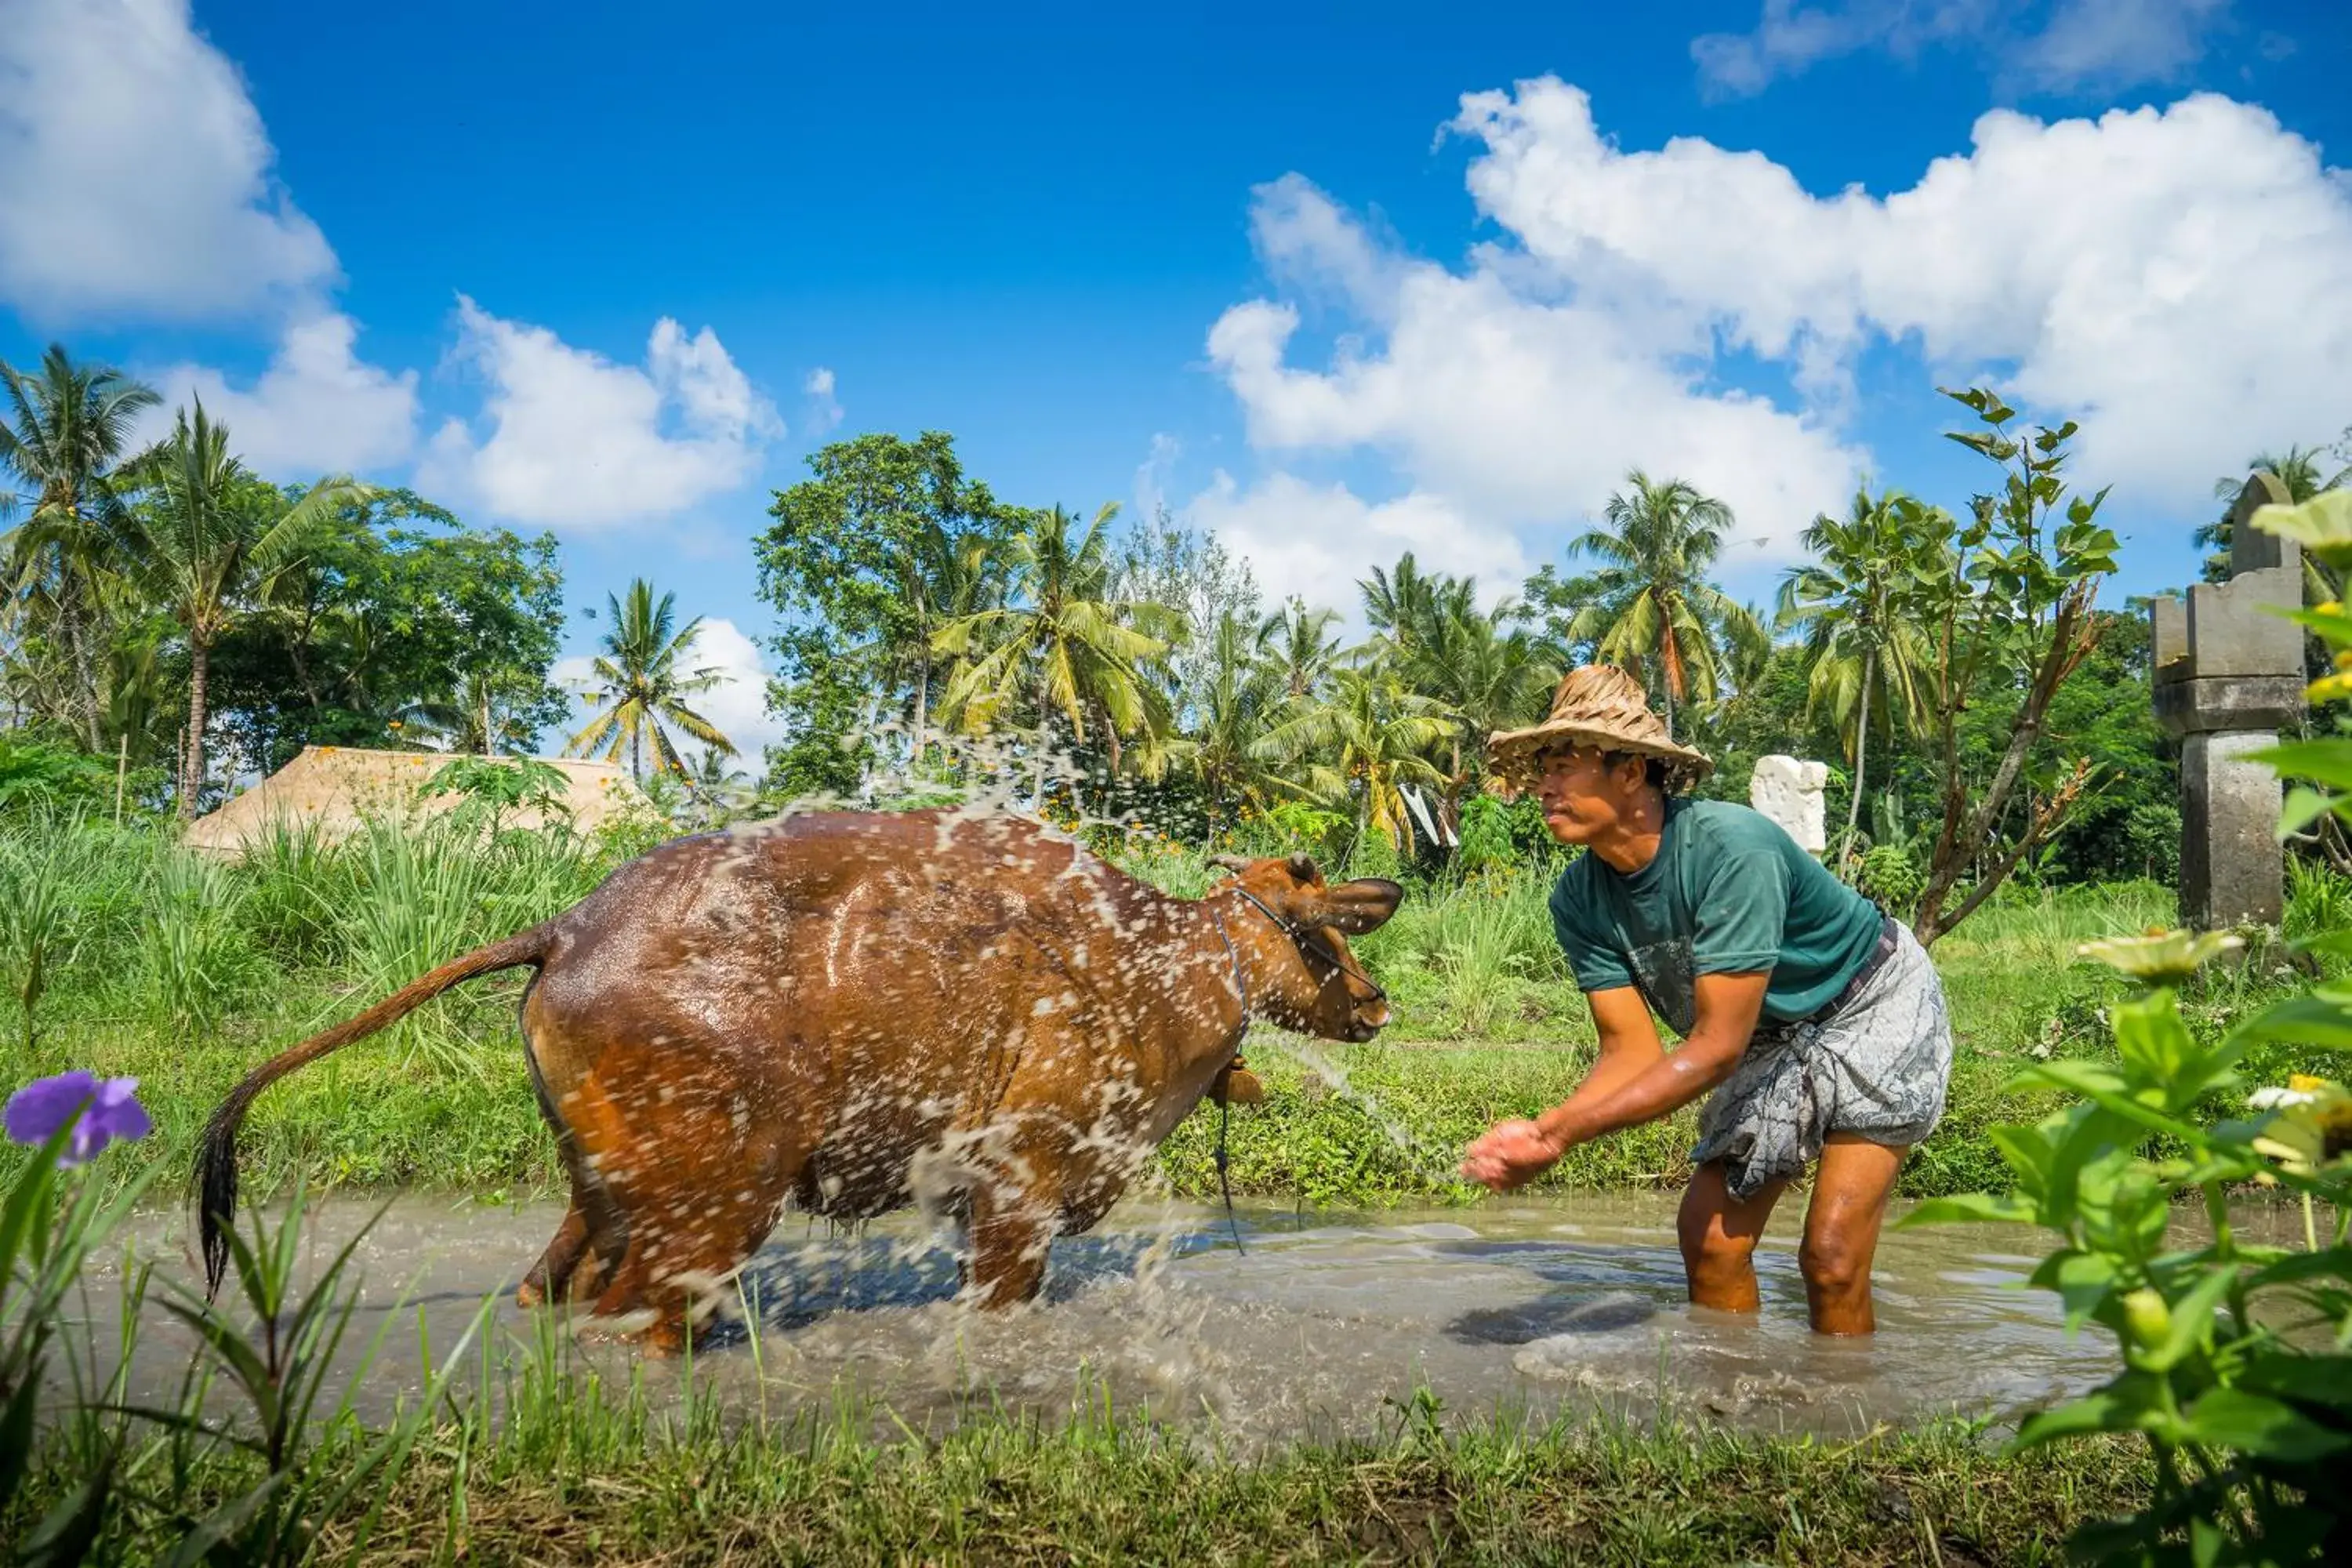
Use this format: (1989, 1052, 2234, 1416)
(1209, 854, 1252, 874)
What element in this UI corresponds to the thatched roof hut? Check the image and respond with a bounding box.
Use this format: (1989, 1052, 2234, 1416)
(183, 746, 644, 856)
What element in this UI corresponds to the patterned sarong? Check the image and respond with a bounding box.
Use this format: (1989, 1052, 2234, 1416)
(1689, 924, 1953, 1199)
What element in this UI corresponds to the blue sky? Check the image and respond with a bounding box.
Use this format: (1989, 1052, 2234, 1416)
(5, 1, 2348, 753)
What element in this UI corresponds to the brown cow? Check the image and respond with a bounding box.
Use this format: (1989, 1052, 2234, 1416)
(197, 810, 1401, 1350)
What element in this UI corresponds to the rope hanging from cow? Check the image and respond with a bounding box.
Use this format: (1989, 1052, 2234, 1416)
(1207, 905, 1250, 1256)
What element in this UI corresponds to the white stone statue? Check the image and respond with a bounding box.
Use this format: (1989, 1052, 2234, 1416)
(1750, 754, 1829, 855)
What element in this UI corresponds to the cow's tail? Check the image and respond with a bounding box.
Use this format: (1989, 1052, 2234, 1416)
(196, 926, 552, 1299)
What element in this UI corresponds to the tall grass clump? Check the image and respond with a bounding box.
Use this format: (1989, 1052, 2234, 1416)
(1356, 866, 1570, 1038)
(234, 818, 350, 968)
(0, 817, 83, 1054)
(139, 848, 266, 1033)
(328, 817, 601, 1076)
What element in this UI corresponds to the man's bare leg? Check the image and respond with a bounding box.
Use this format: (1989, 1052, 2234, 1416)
(1798, 1134, 1907, 1335)
(1675, 1160, 1789, 1314)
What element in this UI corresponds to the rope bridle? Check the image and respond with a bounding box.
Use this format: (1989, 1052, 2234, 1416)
(1222, 885, 1388, 1007)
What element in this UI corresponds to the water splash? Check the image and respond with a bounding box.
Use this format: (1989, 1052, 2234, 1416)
(1254, 1031, 1475, 1196)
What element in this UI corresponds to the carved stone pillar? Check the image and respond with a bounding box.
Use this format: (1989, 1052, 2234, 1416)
(2150, 474, 2306, 929)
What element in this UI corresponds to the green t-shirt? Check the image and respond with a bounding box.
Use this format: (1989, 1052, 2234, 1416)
(1548, 797, 1884, 1035)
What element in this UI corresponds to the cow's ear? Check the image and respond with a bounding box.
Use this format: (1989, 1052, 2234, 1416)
(1287, 852, 1319, 884)
(1306, 877, 1403, 935)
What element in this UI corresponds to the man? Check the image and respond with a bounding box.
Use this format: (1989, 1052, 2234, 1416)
(1459, 666, 1952, 1335)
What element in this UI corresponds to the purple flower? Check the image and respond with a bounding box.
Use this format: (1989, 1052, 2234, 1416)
(5, 1071, 151, 1167)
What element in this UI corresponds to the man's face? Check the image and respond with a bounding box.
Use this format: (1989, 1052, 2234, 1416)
(1533, 746, 1645, 845)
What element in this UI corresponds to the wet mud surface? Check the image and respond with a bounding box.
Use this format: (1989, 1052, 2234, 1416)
(55, 1188, 2172, 1447)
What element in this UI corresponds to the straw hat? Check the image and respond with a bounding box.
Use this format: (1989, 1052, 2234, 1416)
(1486, 666, 1714, 793)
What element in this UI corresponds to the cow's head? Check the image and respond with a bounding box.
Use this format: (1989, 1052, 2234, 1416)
(1210, 853, 1402, 1042)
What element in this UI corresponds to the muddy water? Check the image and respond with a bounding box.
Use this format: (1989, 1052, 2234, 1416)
(58, 1187, 2189, 1447)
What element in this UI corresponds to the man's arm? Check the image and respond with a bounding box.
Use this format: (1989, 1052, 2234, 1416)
(1557, 985, 1664, 1105)
(1537, 971, 1767, 1149)
(1461, 971, 1769, 1190)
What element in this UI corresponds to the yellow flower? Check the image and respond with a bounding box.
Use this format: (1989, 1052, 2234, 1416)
(2251, 1075, 2352, 1171)
(2077, 928, 2245, 984)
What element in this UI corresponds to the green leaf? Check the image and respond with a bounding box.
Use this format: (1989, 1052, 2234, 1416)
(2234, 1348, 2352, 1406)
(2280, 787, 2335, 840)
(2027, 1248, 2116, 1334)
(159, 1472, 287, 1568)
(1986, 1122, 2060, 1200)
(2231, 993, 2352, 1052)
(0, 1376, 36, 1517)
(2180, 1388, 2350, 1461)
(2251, 741, 2352, 791)
(2012, 1376, 2162, 1450)
(1896, 1192, 2036, 1229)
(12, 1444, 115, 1568)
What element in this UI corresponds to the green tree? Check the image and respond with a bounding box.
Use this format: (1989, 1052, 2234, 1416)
(567, 579, 735, 785)
(1112, 505, 1261, 726)
(931, 503, 1176, 778)
(1552, 470, 1766, 736)
(1256, 665, 1453, 857)
(1176, 607, 1286, 822)
(1900, 388, 2119, 944)
(0, 345, 161, 748)
(1362, 553, 1556, 810)
(755, 433, 1014, 792)
(120, 403, 373, 816)
(209, 491, 567, 768)
(1260, 597, 1343, 701)
(1776, 485, 1933, 869)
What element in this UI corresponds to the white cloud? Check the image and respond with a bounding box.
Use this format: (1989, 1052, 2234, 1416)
(800, 367, 843, 438)
(142, 311, 419, 476)
(554, 614, 781, 765)
(421, 297, 782, 530)
(1690, 0, 2231, 100)
(1185, 472, 1530, 620)
(1133, 432, 1181, 521)
(1202, 82, 2352, 586)
(2013, 0, 2233, 92)
(1207, 174, 1867, 568)
(0, 0, 337, 322)
(1692, 1, 1995, 100)
(1449, 81, 2351, 504)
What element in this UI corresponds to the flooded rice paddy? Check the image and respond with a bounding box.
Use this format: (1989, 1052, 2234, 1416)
(61, 1186, 2223, 1448)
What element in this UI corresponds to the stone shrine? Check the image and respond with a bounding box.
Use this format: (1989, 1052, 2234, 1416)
(1750, 754, 1829, 855)
(2150, 473, 2307, 929)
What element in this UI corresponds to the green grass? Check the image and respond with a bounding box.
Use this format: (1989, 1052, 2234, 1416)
(3, 815, 2347, 1209)
(13, 1354, 2150, 1566)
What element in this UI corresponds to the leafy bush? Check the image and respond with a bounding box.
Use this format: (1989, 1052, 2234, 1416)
(0, 738, 114, 818)
(1907, 493, 2352, 1565)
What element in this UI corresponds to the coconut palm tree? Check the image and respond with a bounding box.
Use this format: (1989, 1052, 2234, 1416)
(1255, 666, 1454, 857)
(567, 579, 736, 786)
(1560, 470, 1766, 737)
(1261, 597, 1343, 701)
(1361, 555, 1558, 806)
(931, 503, 1176, 776)
(1177, 608, 1287, 820)
(1777, 485, 1933, 868)
(0, 346, 161, 748)
(118, 402, 374, 816)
